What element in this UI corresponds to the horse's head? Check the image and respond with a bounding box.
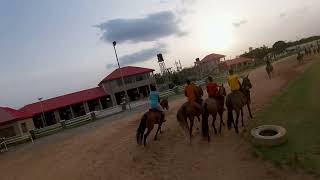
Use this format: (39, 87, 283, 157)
(242, 75, 252, 90)
(160, 98, 169, 110)
(218, 84, 226, 97)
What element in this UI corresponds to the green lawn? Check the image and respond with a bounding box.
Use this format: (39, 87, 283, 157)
(251, 59, 320, 174)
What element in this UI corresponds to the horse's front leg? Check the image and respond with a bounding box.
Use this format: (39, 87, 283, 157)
(247, 103, 253, 118)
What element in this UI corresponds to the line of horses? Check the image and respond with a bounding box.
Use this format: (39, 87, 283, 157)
(136, 75, 254, 146)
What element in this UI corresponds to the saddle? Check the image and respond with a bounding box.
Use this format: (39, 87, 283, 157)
(149, 108, 161, 112)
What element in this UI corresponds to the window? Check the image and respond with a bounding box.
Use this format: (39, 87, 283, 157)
(136, 74, 145, 81)
(0, 126, 16, 138)
(21, 123, 28, 133)
(116, 79, 123, 86)
(124, 77, 133, 84)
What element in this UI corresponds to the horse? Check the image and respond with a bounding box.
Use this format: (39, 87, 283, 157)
(136, 98, 169, 146)
(216, 84, 226, 126)
(265, 61, 274, 79)
(177, 100, 203, 141)
(226, 75, 253, 134)
(201, 85, 226, 141)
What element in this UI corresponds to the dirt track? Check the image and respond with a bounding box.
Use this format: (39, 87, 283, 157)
(0, 55, 318, 180)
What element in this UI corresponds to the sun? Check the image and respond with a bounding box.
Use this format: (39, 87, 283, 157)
(202, 15, 234, 52)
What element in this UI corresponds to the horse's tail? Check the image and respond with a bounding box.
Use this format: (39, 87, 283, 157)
(136, 113, 147, 145)
(177, 105, 188, 132)
(202, 103, 209, 138)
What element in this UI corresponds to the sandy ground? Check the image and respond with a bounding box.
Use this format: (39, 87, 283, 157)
(0, 55, 318, 180)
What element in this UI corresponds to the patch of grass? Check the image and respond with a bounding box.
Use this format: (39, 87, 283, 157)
(251, 59, 320, 174)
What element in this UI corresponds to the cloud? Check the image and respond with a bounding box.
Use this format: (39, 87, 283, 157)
(106, 43, 167, 69)
(232, 20, 248, 28)
(181, 0, 196, 4)
(96, 11, 186, 43)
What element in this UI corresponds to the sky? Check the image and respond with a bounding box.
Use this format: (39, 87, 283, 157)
(1, 0, 320, 108)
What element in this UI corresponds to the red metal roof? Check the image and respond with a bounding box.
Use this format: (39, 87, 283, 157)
(0, 107, 32, 125)
(225, 57, 253, 66)
(199, 53, 225, 64)
(100, 66, 154, 83)
(20, 87, 108, 115)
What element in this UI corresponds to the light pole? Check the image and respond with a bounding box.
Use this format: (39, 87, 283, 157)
(112, 41, 131, 110)
(38, 97, 46, 128)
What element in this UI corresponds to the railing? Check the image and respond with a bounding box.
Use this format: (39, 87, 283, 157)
(30, 106, 126, 139)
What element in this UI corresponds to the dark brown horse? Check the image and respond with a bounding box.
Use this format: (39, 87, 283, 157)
(202, 85, 227, 141)
(136, 98, 169, 146)
(226, 75, 253, 134)
(177, 101, 203, 141)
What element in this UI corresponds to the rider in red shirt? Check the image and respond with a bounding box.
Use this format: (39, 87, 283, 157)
(206, 76, 218, 99)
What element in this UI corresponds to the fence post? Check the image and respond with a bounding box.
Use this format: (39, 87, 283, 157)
(90, 112, 96, 121)
(60, 120, 66, 129)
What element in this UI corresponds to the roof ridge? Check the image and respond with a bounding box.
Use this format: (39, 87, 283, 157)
(20, 86, 103, 108)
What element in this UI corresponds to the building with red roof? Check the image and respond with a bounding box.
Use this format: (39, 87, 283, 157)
(0, 65, 155, 130)
(225, 57, 254, 71)
(99, 66, 155, 106)
(0, 107, 35, 138)
(195, 53, 226, 76)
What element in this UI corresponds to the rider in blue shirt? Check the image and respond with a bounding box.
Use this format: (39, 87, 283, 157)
(149, 85, 166, 122)
(149, 85, 164, 111)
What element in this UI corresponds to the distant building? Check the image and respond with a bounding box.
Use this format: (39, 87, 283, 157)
(0, 107, 35, 138)
(0, 66, 155, 130)
(195, 53, 226, 76)
(219, 57, 254, 72)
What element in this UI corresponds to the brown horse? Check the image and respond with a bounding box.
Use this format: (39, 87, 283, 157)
(202, 85, 227, 141)
(226, 75, 253, 134)
(177, 101, 203, 141)
(136, 98, 169, 146)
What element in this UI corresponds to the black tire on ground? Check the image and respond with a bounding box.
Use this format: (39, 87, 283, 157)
(251, 125, 287, 147)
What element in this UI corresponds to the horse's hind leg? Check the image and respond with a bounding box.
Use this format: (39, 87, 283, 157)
(241, 107, 244, 127)
(143, 129, 151, 146)
(211, 114, 217, 135)
(247, 103, 253, 118)
(154, 123, 162, 141)
(234, 110, 240, 134)
(189, 117, 195, 141)
(219, 111, 223, 134)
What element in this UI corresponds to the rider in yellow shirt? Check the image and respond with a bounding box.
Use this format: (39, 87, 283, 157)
(227, 69, 241, 92)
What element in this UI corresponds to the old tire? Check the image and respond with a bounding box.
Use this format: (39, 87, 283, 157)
(251, 125, 287, 147)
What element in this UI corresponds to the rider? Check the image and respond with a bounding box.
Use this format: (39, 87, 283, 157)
(206, 76, 219, 100)
(149, 84, 166, 122)
(185, 80, 198, 103)
(227, 69, 241, 93)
